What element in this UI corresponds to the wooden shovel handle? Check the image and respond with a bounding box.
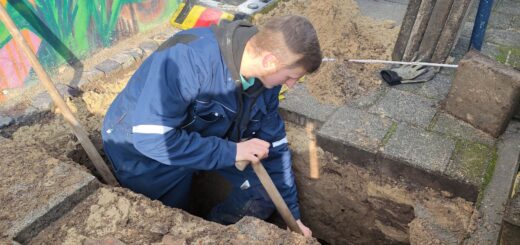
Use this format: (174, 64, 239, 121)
(236, 160, 303, 235)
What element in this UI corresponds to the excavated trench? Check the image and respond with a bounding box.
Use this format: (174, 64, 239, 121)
(0, 1, 480, 243)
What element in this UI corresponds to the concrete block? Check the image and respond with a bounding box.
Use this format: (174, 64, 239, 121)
(431, 112, 496, 146)
(95, 59, 122, 76)
(123, 47, 145, 62)
(504, 191, 520, 226)
(30, 84, 78, 111)
(0, 145, 99, 242)
(0, 115, 14, 128)
(139, 40, 159, 56)
(109, 53, 136, 70)
(317, 106, 393, 167)
(279, 83, 338, 126)
(381, 123, 455, 174)
(368, 88, 437, 128)
(444, 51, 520, 137)
(82, 69, 105, 82)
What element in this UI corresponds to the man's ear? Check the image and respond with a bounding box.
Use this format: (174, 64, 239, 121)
(262, 53, 280, 74)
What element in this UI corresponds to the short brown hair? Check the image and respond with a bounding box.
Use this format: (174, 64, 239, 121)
(252, 15, 322, 73)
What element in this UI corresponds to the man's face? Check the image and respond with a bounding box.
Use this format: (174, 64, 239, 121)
(258, 66, 307, 89)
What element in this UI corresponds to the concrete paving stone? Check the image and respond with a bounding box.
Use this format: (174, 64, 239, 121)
(123, 47, 145, 62)
(368, 88, 437, 128)
(139, 40, 159, 56)
(82, 69, 105, 82)
(416, 73, 452, 101)
(0, 145, 99, 242)
(445, 141, 495, 187)
(465, 123, 520, 244)
(109, 53, 136, 70)
(30, 84, 78, 111)
(279, 83, 338, 126)
(391, 81, 424, 94)
(494, 1, 520, 16)
(444, 51, 520, 137)
(317, 106, 393, 166)
(381, 123, 455, 173)
(355, 0, 408, 24)
(486, 29, 520, 46)
(488, 14, 514, 30)
(347, 86, 388, 109)
(0, 115, 14, 128)
(95, 59, 122, 76)
(432, 112, 496, 146)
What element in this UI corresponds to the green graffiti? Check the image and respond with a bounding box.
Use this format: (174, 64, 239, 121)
(0, 0, 179, 70)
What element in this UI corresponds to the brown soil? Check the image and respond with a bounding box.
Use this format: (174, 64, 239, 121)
(254, 0, 399, 105)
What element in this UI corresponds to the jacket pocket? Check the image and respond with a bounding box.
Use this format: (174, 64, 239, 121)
(181, 100, 231, 137)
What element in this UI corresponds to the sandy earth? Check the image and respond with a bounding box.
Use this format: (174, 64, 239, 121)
(29, 187, 316, 244)
(254, 0, 399, 105)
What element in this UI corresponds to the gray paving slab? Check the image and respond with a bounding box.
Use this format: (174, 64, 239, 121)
(139, 40, 159, 56)
(279, 83, 338, 126)
(347, 86, 388, 110)
(123, 47, 145, 62)
(431, 112, 496, 146)
(464, 123, 520, 245)
(445, 141, 495, 187)
(381, 123, 455, 173)
(110, 53, 136, 70)
(95, 59, 122, 76)
(30, 84, 78, 111)
(416, 73, 452, 101)
(368, 88, 437, 128)
(317, 106, 393, 167)
(0, 115, 14, 128)
(82, 69, 105, 82)
(355, 0, 408, 24)
(0, 149, 99, 242)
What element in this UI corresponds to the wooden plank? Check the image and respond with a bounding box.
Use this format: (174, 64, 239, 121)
(431, 0, 473, 63)
(392, 0, 422, 61)
(417, 0, 455, 60)
(403, 0, 436, 61)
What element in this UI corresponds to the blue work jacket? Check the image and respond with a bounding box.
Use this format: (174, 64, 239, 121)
(102, 22, 300, 219)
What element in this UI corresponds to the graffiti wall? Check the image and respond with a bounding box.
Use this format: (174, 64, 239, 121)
(0, 0, 179, 95)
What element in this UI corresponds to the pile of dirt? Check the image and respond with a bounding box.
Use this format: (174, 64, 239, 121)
(29, 187, 317, 244)
(254, 0, 399, 105)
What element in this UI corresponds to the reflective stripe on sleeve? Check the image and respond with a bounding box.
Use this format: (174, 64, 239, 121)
(132, 125, 173, 134)
(272, 137, 288, 148)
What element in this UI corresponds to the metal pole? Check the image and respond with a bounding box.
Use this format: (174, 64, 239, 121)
(0, 4, 119, 186)
(470, 0, 494, 50)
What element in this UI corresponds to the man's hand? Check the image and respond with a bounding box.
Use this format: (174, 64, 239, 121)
(296, 219, 312, 237)
(235, 138, 270, 164)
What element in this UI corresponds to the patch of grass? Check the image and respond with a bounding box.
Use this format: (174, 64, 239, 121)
(382, 122, 398, 146)
(475, 147, 498, 209)
(496, 45, 520, 69)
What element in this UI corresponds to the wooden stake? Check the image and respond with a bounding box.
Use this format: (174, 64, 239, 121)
(0, 4, 119, 186)
(306, 122, 319, 179)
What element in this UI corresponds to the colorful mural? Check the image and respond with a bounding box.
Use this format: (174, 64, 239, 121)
(0, 0, 180, 92)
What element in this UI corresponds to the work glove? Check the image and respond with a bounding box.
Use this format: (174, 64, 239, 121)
(380, 64, 435, 86)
